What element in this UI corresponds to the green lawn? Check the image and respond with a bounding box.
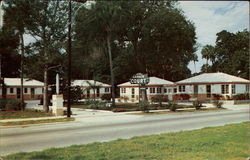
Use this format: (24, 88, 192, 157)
(3, 122, 249, 160)
(0, 109, 53, 120)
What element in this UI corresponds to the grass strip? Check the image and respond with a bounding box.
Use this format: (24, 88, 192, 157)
(0, 117, 75, 126)
(3, 122, 249, 160)
(0, 109, 53, 120)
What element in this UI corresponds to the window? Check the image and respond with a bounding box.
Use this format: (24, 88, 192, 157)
(178, 85, 185, 92)
(24, 88, 28, 93)
(10, 88, 14, 93)
(174, 88, 177, 93)
(164, 88, 167, 93)
(168, 89, 172, 93)
(131, 88, 135, 98)
(157, 87, 162, 93)
(232, 84, 235, 94)
(121, 88, 126, 93)
(150, 87, 155, 93)
(105, 88, 110, 93)
(221, 84, 229, 94)
(246, 85, 249, 93)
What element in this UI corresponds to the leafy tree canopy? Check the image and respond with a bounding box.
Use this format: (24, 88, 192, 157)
(73, 1, 197, 83)
(201, 29, 249, 79)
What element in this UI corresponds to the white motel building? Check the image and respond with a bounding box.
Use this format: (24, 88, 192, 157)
(118, 77, 176, 102)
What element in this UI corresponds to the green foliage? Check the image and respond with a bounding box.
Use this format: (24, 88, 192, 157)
(168, 101, 177, 112)
(151, 95, 168, 103)
(0, 99, 7, 110)
(101, 94, 111, 101)
(212, 94, 223, 100)
(63, 86, 83, 104)
(201, 29, 249, 79)
(232, 93, 250, 100)
(192, 100, 202, 110)
(4, 99, 26, 111)
(212, 100, 223, 108)
(139, 102, 150, 113)
(73, 1, 197, 83)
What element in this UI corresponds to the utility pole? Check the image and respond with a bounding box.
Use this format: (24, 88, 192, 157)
(67, 0, 72, 117)
(67, 0, 86, 117)
(20, 33, 24, 110)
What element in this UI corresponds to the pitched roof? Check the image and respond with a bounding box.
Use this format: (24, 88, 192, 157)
(117, 77, 174, 87)
(176, 72, 250, 84)
(4, 78, 44, 87)
(71, 80, 111, 87)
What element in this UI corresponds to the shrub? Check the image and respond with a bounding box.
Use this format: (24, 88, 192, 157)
(151, 95, 168, 107)
(173, 94, 190, 100)
(63, 86, 83, 104)
(212, 94, 223, 100)
(232, 93, 249, 100)
(213, 100, 223, 108)
(139, 102, 150, 113)
(193, 100, 202, 110)
(112, 108, 126, 112)
(85, 100, 107, 109)
(0, 99, 7, 110)
(168, 101, 177, 112)
(5, 99, 26, 111)
(101, 94, 111, 101)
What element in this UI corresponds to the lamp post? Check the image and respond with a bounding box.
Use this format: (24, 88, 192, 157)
(67, 0, 86, 117)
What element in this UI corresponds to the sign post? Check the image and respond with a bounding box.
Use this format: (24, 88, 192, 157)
(130, 73, 150, 102)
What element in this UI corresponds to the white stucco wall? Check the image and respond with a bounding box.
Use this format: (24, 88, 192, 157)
(235, 84, 247, 94)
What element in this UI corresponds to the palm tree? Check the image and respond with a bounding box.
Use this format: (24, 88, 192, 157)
(201, 45, 215, 72)
(80, 2, 122, 107)
(86, 80, 102, 101)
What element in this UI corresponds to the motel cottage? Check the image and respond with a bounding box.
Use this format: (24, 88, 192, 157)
(118, 77, 176, 102)
(175, 72, 250, 100)
(0, 78, 44, 100)
(71, 80, 111, 99)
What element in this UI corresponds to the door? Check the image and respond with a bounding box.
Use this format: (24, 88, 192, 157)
(87, 89, 90, 98)
(96, 88, 100, 97)
(206, 85, 211, 98)
(193, 85, 198, 98)
(31, 88, 35, 99)
(16, 88, 21, 99)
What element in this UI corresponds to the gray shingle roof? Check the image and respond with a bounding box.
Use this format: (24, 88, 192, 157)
(176, 72, 249, 84)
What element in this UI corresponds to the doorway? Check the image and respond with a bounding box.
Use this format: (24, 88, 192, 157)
(206, 85, 211, 98)
(31, 88, 35, 99)
(16, 88, 21, 99)
(193, 85, 198, 98)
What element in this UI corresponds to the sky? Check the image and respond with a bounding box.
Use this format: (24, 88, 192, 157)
(178, 1, 249, 73)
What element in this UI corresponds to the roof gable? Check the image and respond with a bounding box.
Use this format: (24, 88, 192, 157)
(176, 72, 250, 84)
(71, 80, 111, 87)
(4, 78, 44, 87)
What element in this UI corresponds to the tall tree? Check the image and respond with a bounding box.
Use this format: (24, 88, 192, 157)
(201, 45, 215, 72)
(3, 0, 32, 110)
(74, 1, 197, 84)
(201, 29, 249, 79)
(4, 0, 69, 112)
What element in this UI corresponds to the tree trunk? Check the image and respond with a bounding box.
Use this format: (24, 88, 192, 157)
(43, 61, 49, 112)
(107, 34, 115, 107)
(20, 33, 25, 110)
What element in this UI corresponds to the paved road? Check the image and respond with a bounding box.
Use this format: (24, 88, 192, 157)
(0, 109, 249, 156)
